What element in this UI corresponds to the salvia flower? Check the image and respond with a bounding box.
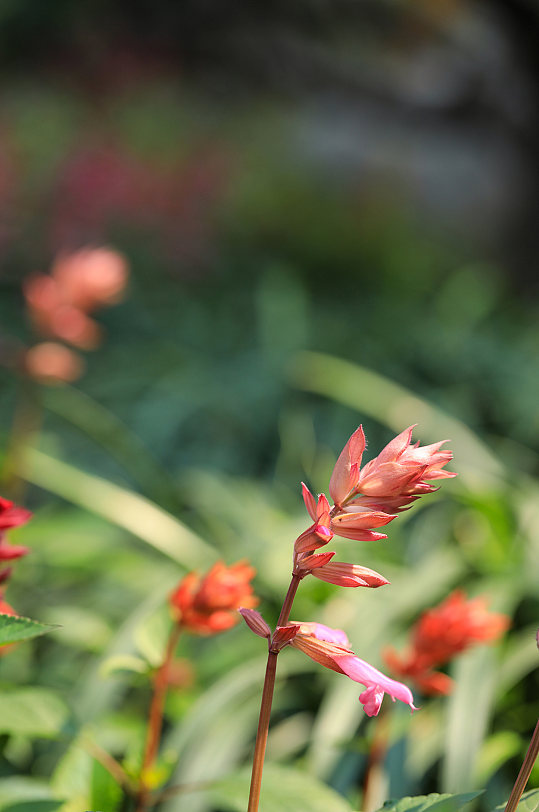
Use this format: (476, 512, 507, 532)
(384, 590, 510, 695)
(241, 617, 416, 717)
(169, 560, 258, 635)
(294, 425, 455, 587)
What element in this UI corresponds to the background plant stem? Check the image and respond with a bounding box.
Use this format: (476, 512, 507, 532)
(135, 622, 183, 812)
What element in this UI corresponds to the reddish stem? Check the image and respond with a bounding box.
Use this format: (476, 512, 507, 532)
(504, 718, 539, 812)
(247, 574, 301, 812)
(135, 622, 183, 812)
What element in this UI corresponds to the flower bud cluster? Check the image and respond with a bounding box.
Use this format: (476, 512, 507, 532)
(293, 425, 455, 588)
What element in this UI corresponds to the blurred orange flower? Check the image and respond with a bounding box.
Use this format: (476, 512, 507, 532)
(384, 590, 510, 695)
(169, 561, 258, 635)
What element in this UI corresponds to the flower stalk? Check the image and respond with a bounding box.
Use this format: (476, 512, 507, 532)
(247, 574, 301, 812)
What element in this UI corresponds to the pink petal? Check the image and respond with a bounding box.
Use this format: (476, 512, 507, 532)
(335, 654, 417, 712)
(302, 482, 317, 521)
(375, 425, 416, 464)
(310, 623, 350, 647)
(329, 426, 365, 506)
(359, 685, 385, 716)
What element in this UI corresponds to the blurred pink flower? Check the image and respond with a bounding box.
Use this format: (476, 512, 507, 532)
(24, 342, 84, 384)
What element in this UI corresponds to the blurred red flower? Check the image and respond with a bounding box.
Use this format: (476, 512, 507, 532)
(169, 560, 258, 635)
(384, 590, 510, 695)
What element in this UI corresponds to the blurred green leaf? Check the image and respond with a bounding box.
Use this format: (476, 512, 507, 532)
(0, 803, 64, 812)
(99, 654, 150, 679)
(17, 447, 216, 567)
(475, 731, 522, 785)
(89, 759, 123, 812)
(378, 792, 483, 812)
(0, 780, 57, 808)
(210, 764, 353, 812)
(493, 789, 539, 812)
(442, 648, 497, 791)
(45, 385, 178, 509)
(134, 604, 171, 667)
(289, 351, 504, 488)
(0, 614, 57, 646)
(0, 688, 68, 737)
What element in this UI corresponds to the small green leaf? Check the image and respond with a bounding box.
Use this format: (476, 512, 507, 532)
(99, 654, 150, 679)
(210, 764, 353, 812)
(89, 759, 123, 812)
(493, 789, 539, 812)
(134, 605, 171, 667)
(0, 688, 69, 738)
(0, 802, 64, 812)
(378, 792, 484, 812)
(0, 614, 57, 647)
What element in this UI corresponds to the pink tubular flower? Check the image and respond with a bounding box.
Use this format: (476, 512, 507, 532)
(285, 622, 416, 717)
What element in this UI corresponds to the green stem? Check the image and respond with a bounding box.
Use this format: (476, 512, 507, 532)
(247, 574, 301, 812)
(504, 718, 539, 812)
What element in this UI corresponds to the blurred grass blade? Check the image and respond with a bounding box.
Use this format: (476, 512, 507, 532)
(442, 647, 497, 791)
(0, 614, 57, 646)
(290, 351, 505, 487)
(45, 386, 179, 509)
(17, 447, 216, 567)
